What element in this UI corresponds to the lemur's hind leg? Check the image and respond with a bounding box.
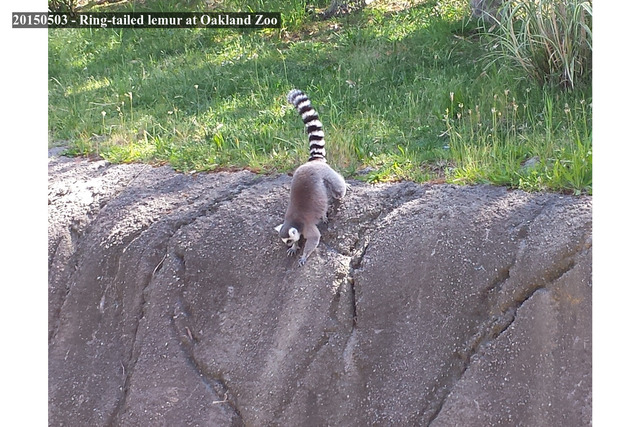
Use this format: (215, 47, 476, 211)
(324, 173, 347, 200)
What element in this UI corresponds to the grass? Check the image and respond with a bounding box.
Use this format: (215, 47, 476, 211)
(48, 0, 591, 194)
(444, 89, 591, 194)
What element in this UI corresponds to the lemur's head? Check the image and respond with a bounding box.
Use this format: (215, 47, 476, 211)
(275, 223, 300, 247)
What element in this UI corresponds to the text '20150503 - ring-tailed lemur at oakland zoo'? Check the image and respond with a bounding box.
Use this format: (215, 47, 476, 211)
(275, 89, 348, 266)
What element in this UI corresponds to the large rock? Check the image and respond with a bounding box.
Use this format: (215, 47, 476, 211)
(48, 154, 591, 426)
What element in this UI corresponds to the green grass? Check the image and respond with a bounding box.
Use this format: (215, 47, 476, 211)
(48, 0, 591, 194)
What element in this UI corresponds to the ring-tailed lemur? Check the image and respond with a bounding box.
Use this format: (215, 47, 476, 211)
(275, 89, 347, 266)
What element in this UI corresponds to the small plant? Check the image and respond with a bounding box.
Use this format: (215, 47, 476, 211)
(481, 0, 592, 89)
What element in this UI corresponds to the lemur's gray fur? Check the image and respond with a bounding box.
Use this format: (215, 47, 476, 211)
(275, 89, 347, 266)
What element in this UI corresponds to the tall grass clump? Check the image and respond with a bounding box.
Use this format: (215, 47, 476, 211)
(481, 0, 592, 89)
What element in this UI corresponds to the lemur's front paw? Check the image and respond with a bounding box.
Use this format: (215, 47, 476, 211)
(287, 244, 298, 257)
(298, 255, 307, 266)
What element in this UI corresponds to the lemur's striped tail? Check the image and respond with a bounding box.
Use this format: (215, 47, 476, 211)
(287, 89, 326, 162)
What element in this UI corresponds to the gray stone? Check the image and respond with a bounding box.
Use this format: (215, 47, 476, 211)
(48, 155, 591, 426)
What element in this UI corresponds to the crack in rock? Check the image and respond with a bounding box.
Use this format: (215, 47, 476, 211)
(426, 250, 585, 426)
(105, 176, 265, 424)
(171, 293, 244, 424)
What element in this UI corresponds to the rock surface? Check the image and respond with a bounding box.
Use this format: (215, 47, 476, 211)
(48, 153, 592, 426)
